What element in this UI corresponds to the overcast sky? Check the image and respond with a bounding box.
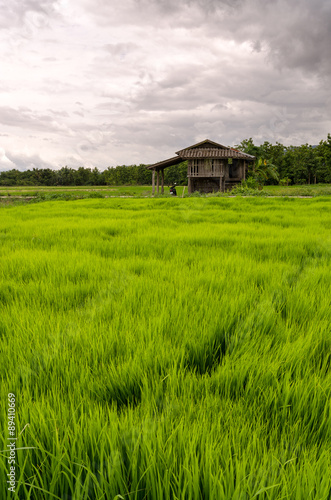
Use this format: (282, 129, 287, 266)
(0, 0, 330, 171)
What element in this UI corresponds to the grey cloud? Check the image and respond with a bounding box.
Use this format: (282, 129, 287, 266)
(132, 86, 202, 112)
(82, 0, 331, 77)
(0, 106, 69, 132)
(80, 0, 234, 27)
(0, 0, 61, 30)
(104, 43, 138, 56)
(2, 151, 54, 171)
(190, 0, 331, 77)
(218, 0, 331, 76)
(252, 40, 262, 53)
(49, 109, 69, 117)
(79, 144, 93, 152)
(0, 0, 330, 169)
(256, 0, 331, 75)
(157, 69, 196, 90)
(211, 104, 228, 112)
(134, 0, 243, 16)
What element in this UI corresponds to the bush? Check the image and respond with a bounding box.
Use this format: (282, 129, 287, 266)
(279, 178, 291, 186)
(243, 177, 258, 189)
(88, 192, 104, 198)
(190, 191, 203, 197)
(229, 184, 271, 196)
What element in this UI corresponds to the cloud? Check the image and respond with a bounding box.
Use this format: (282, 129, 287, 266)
(0, 0, 61, 34)
(81, 0, 331, 76)
(244, 0, 331, 76)
(0, 107, 70, 133)
(0, 0, 330, 170)
(103, 42, 139, 58)
(0, 149, 54, 171)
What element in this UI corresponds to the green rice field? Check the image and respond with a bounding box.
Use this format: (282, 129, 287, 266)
(1, 183, 331, 202)
(0, 185, 153, 200)
(1, 197, 331, 499)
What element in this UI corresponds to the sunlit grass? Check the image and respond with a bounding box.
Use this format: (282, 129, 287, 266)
(0, 197, 331, 499)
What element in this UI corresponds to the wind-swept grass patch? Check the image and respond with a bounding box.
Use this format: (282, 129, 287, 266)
(0, 197, 330, 498)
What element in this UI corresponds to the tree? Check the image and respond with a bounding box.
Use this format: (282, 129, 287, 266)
(315, 134, 331, 183)
(235, 138, 260, 158)
(252, 158, 279, 186)
(164, 162, 187, 186)
(57, 166, 76, 186)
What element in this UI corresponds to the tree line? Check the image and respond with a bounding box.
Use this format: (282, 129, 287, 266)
(0, 134, 330, 186)
(0, 165, 147, 187)
(236, 134, 331, 185)
(0, 163, 189, 187)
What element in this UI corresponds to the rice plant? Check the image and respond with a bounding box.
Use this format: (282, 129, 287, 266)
(0, 197, 330, 499)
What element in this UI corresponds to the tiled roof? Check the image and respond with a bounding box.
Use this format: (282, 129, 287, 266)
(175, 139, 227, 153)
(177, 148, 255, 159)
(147, 139, 255, 170)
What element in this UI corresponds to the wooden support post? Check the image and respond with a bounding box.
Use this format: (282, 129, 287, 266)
(161, 169, 164, 194)
(243, 161, 246, 181)
(156, 170, 160, 194)
(152, 169, 155, 196)
(220, 162, 225, 193)
(188, 177, 192, 194)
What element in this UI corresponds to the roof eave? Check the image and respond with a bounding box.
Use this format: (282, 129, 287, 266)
(146, 156, 185, 170)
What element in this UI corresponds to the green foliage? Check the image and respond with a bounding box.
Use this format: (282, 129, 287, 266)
(235, 137, 260, 157)
(163, 161, 188, 185)
(252, 158, 280, 186)
(0, 198, 331, 498)
(244, 176, 259, 189)
(34, 191, 105, 202)
(0, 165, 151, 188)
(1, 135, 331, 188)
(279, 177, 292, 186)
(105, 164, 152, 185)
(2, 184, 331, 207)
(229, 184, 271, 196)
(265, 184, 331, 197)
(236, 135, 331, 185)
(190, 190, 204, 197)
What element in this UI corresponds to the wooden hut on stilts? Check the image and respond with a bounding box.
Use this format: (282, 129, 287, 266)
(147, 139, 255, 194)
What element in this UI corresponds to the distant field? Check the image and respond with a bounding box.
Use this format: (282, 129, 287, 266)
(0, 185, 153, 199)
(0, 183, 331, 202)
(263, 183, 331, 196)
(1, 197, 331, 499)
